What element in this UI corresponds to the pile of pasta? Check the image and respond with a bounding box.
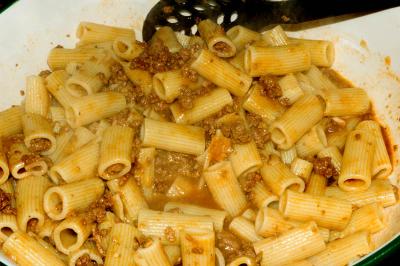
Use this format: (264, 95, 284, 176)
(0, 19, 397, 266)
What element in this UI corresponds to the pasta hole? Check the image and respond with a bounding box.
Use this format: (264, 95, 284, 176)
(344, 179, 365, 187)
(27, 165, 43, 172)
(48, 191, 63, 215)
(105, 163, 125, 176)
(116, 41, 129, 53)
(68, 84, 88, 97)
(269, 201, 279, 209)
(1, 227, 13, 236)
(60, 228, 78, 249)
(270, 128, 286, 145)
(0, 168, 4, 177)
(288, 184, 300, 192)
(17, 167, 26, 175)
(153, 77, 166, 98)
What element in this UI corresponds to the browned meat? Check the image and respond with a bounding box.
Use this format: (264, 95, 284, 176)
(259, 75, 282, 99)
(0, 189, 16, 215)
(246, 113, 270, 148)
(176, 86, 211, 110)
(213, 42, 231, 53)
(76, 254, 99, 266)
(164, 226, 176, 243)
(29, 138, 52, 153)
(130, 40, 192, 74)
(92, 227, 108, 257)
(86, 191, 114, 224)
(242, 172, 263, 193)
(27, 219, 39, 233)
(219, 119, 251, 144)
(216, 231, 256, 263)
(313, 157, 338, 178)
(154, 150, 201, 193)
(181, 65, 198, 82)
(325, 119, 345, 134)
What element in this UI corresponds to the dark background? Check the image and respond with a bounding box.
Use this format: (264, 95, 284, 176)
(0, 0, 399, 265)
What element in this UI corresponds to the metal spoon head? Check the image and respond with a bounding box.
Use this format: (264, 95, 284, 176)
(142, 0, 246, 41)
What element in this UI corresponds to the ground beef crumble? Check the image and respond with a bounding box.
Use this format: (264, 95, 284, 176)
(76, 254, 100, 266)
(246, 113, 270, 148)
(29, 138, 52, 153)
(130, 40, 193, 74)
(176, 86, 212, 110)
(154, 150, 201, 193)
(241, 172, 263, 194)
(216, 231, 256, 263)
(0, 189, 16, 215)
(91, 227, 108, 257)
(313, 157, 338, 178)
(219, 118, 251, 144)
(87, 191, 114, 224)
(259, 75, 282, 99)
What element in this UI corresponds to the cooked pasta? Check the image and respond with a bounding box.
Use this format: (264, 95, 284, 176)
(0, 19, 396, 266)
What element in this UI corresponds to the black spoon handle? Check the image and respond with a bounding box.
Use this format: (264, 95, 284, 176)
(142, 0, 400, 41)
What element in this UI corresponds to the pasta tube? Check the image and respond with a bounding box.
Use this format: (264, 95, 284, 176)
(180, 229, 215, 266)
(16, 175, 51, 232)
(25, 75, 49, 117)
(244, 44, 311, 76)
(321, 88, 370, 116)
(104, 223, 139, 266)
(289, 38, 335, 67)
(76, 22, 135, 45)
(164, 202, 227, 232)
(250, 182, 279, 209)
(98, 125, 134, 180)
(198, 19, 236, 57)
(260, 160, 305, 196)
(325, 180, 396, 208)
(137, 209, 214, 245)
(43, 178, 104, 220)
(330, 203, 385, 241)
(140, 118, 205, 155)
(3, 232, 65, 266)
(49, 140, 100, 184)
(47, 47, 107, 70)
(229, 216, 263, 242)
(53, 215, 94, 255)
(229, 141, 262, 177)
(203, 161, 247, 217)
(0, 215, 18, 242)
(279, 190, 352, 230)
(270, 94, 324, 149)
(107, 177, 148, 223)
(255, 207, 294, 237)
(8, 142, 48, 179)
(254, 222, 326, 266)
(134, 238, 171, 266)
(339, 129, 375, 191)
(357, 120, 392, 178)
(65, 91, 126, 128)
(170, 88, 233, 124)
(22, 113, 56, 155)
(0, 139, 9, 185)
(242, 84, 285, 124)
(151, 26, 182, 53)
(191, 49, 252, 96)
(226, 25, 260, 51)
(134, 147, 156, 200)
(113, 36, 144, 60)
(306, 173, 327, 196)
(69, 241, 103, 266)
(0, 106, 23, 137)
(290, 158, 313, 182)
(308, 231, 372, 266)
(295, 124, 327, 158)
(45, 70, 76, 108)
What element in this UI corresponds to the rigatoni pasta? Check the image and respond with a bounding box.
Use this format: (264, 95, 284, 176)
(0, 19, 396, 266)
